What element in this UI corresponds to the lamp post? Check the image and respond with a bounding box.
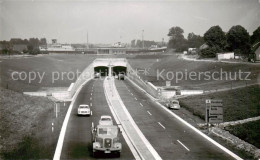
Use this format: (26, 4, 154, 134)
(142, 30, 144, 49)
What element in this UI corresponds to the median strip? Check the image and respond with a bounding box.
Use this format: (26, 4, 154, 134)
(104, 77, 162, 160)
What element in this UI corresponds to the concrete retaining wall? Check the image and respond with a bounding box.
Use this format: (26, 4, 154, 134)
(126, 63, 159, 98)
(68, 63, 94, 98)
(23, 92, 47, 97)
(161, 90, 176, 99)
(180, 90, 204, 95)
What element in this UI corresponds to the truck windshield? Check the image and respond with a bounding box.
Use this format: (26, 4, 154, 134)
(98, 127, 118, 136)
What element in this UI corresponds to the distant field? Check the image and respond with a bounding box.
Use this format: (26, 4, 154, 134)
(0, 54, 97, 92)
(179, 85, 260, 122)
(127, 53, 260, 91)
(225, 120, 260, 149)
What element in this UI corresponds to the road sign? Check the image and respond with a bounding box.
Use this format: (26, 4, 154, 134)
(205, 99, 223, 124)
(166, 81, 171, 87)
(158, 88, 162, 96)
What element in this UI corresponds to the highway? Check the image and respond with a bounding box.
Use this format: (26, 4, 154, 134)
(59, 77, 239, 160)
(60, 79, 134, 159)
(114, 79, 236, 160)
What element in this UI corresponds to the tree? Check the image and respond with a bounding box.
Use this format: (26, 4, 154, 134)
(226, 25, 250, 55)
(187, 32, 204, 48)
(167, 26, 187, 51)
(251, 26, 260, 45)
(40, 38, 47, 45)
(204, 25, 227, 51)
(131, 40, 136, 48)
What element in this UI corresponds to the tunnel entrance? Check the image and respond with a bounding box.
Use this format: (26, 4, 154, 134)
(112, 66, 127, 76)
(94, 66, 109, 76)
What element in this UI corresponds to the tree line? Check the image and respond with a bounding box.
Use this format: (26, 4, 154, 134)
(167, 25, 260, 58)
(0, 38, 47, 55)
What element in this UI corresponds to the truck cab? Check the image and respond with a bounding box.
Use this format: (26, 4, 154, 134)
(91, 123, 122, 157)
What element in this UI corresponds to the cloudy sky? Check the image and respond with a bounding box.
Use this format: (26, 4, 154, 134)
(0, 0, 260, 44)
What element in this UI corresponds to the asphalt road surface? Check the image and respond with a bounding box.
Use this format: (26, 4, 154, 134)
(60, 79, 134, 160)
(114, 79, 237, 160)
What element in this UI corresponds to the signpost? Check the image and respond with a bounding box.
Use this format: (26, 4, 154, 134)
(54, 102, 61, 118)
(205, 99, 223, 124)
(166, 81, 171, 87)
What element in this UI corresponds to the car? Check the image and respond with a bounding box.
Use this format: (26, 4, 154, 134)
(166, 99, 180, 110)
(118, 73, 125, 80)
(94, 72, 101, 78)
(78, 104, 91, 116)
(99, 115, 113, 125)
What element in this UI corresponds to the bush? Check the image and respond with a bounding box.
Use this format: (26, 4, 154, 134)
(199, 46, 222, 58)
(226, 120, 260, 149)
(29, 48, 40, 55)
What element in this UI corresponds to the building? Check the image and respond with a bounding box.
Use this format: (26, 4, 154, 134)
(255, 46, 260, 61)
(217, 52, 234, 60)
(188, 48, 197, 54)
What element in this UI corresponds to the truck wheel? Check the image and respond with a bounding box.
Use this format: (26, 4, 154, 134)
(115, 152, 120, 157)
(92, 151, 96, 158)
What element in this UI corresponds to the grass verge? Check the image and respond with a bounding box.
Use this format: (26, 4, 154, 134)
(225, 120, 260, 149)
(179, 85, 260, 122)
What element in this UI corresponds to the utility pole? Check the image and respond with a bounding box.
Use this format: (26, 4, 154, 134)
(142, 30, 144, 49)
(162, 38, 164, 46)
(87, 31, 89, 49)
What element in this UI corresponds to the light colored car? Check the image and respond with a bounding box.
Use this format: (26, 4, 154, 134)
(94, 72, 101, 78)
(99, 115, 113, 125)
(166, 100, 180, 110)
(78, 104, 91, 116)
(118, 73, 125, 80)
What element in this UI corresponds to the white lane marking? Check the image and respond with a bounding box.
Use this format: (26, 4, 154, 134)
(126, 77, 243, 160)
(91, 111, 93, 116)
(90, 103, 92, 106)
(57, 59, 63, 62)
(128, 90, 131, 92)
(140, 103, 143, 107)
(134, 97, 137, 100)
(158, 122, 166, 129)
(131, 93, 134, 96)
(90, 97, 92, 100)
(91, 93, 92, 96)
(147, 111, 152, 116)
(177, 140, 190, 151)
(53, 78, 92, 160)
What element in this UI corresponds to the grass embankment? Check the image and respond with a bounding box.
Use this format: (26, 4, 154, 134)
(0, 88, 68, 159)
(179, 85, 260, 122)
(127, 52, 260, 91)
(225, 120, 260, 149)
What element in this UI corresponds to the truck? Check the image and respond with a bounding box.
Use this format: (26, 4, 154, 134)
(91, 122, 122, 157)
